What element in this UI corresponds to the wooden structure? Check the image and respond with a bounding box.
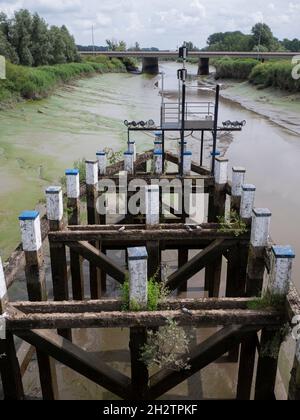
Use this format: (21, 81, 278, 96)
(1, 148, 300, 401)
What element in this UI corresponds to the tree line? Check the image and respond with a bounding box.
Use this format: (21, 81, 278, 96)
(0, 9, 80, 66)
(204, 23, 300, 52)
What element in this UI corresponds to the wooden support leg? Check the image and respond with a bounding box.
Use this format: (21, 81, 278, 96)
(147, 241, 160, 280)
(289, 353, 300, 400)
(246, 246, 265, 297)
(129, 327, 149, 400)
(68, 197, 84, 301)
(178, 249, 189, 293)
(254, 329, 279, 400)
(206, 256, 222, 298)
(0, 333, 24, 400)
(236, 332, 257, 400)
(87, 184, 101, 299)
(19, 211, 59, 398)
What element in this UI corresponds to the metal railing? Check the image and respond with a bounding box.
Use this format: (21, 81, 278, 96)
(161, 101, 214, 125)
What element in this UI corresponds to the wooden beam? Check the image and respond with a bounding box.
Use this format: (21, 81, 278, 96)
(17, 342, 35, 377)
(68, 241, 127, 284)
(164, 152, 211, 176)
(16, 329, 131, 400)
(148, 325, 257, 399)
(12, 297, 258, 314)
(6, 308, 283, 330)
(166, 239, 226, 290)
(50, 229, 241, 243)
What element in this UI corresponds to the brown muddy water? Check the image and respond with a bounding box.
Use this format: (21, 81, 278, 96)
(2, 62, 300, 400)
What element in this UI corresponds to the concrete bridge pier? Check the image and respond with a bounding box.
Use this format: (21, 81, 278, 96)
(198, 58, 210, 76)
(142, 57, 159, 74)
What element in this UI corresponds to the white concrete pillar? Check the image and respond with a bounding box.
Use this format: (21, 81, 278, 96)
(232, 167, 246, 197)
(154, 141, 162, 151)
(45, 188, 63, 223)
(66, 169, 80, 199)
(19, 210, 42, 252)
(86, 160, 98, 186)
(96, 152, 107, 175)
(127, 247, 148, 310)
(269, 246, 295, 296)
(183, 151, 192, 176)
(215, 157, 228, 186)
(145, 185, 160, 226)
(124, 151, 134, 174)
(250, 208, 272, 248)
(153, 150, 163, 175)
(128, 142, 137, 162)
(0, 257, 8, 315)
(240, 184, 256, 221)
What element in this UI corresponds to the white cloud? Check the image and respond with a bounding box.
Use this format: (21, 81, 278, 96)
(1, 0, 299, 49)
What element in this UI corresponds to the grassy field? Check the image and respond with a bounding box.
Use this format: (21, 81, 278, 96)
(213, 57, 300, 92)
(0, 56, 126, 107)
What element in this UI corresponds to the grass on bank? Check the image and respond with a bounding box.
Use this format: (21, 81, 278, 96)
(213, 57, 300, 92)
(0, 56, 126, 106)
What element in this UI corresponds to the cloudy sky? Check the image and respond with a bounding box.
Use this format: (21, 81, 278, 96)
(1, 0, 300, 49)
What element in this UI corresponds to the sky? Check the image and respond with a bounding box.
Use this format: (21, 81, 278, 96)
(0, 0, 300, 49)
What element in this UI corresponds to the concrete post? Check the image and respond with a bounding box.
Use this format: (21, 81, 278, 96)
(215, 157, 228, 186)
(46, 186, 64, 231)
(240, 184, 256, 224)
(246, 208, 272, 297)
(19, 210, 42, 253)
(153, 150, 163, 175)
(269, 246, 295, 296)
(86, 160, 98, 186)
(127, 247, 148, 310)
(124, 151, 134, 174)
(145, 185, 160, 226)
(129, 142, 137, 162)
(96, 152, 107, 175)
(183, 151, 192, 176)
(231, 167, 246, 212)
(66, 169, 80, 200)
(250, 208, 272, 248)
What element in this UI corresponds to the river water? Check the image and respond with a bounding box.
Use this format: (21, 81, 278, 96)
(1, 62, 300, 399)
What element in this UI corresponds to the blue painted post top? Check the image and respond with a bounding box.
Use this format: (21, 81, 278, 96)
(154, 150, 163, 155)
(252, 208, 272, 218)
(128, 247, 148, 261)
(65, 169, 79, 176)
(19, 210, 39, 221)
(242, 184, 256, 192)
(96, 151, 106, 156)
(46, 186, 62, 194)
(124, 151, 134, 156)
(183, 151, 192, 156)
(272, 246, 295, 259)
(210, 151, 221, 157)
(154, 131, 162, 136)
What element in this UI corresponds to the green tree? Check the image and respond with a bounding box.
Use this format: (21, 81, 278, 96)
(60, 25, 80, 62)
(9, 9, 33, 66)
(49, 26, 66, 64)
(251, 23, 274, 51)
(30, 13, 51, 66)
(0, 12, 19, 63)
(106, 39, 127, 51)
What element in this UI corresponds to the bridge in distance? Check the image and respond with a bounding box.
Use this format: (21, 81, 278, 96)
(79, 50, 299, 74)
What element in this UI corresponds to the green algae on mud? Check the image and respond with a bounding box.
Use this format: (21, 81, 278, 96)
(217, 80, 300, 135)
(0, 71, 158, 260)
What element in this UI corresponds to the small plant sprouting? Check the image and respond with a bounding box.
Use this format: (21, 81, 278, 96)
(120, 268, 170, 312)
(60, 157, 86, 187)
(103, 147, 123, 165)
(247, 289, 286, 311)
(217, 211, 248, 237)
(140, 318, 191, 372)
